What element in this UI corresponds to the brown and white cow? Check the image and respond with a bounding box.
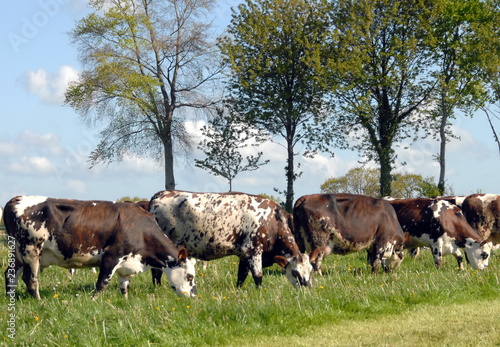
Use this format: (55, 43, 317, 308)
(386, 198, 491, 270)
(149, 190, 313, 288)
(460, 194, 500, 249)
(293, 194, 407, 275)
(4, 196, 197, 299)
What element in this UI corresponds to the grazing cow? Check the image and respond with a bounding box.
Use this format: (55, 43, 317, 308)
(149, 190, 313, 288)
(293, 194, 407, 275)
(4, 196, 197, 299)
(461, 194, 500, 249)
(70, 200, 150, 276)
(386, 198, 491, 270)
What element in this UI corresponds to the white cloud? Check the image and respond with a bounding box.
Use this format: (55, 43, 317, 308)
(67, 180, 86, 194)
(19, 130, 63, 156)
(22, 65, 79, 104)
(7, 156, 54, 174)
(0, 141, 22, 156)
(120, 153, 162, 173)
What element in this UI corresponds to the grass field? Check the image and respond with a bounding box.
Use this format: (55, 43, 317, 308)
(1, 231, 499, 346)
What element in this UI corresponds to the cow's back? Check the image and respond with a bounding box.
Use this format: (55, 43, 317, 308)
(462, 194, 500, 244)
(294, 193, 402, 249)
(4, 196, 163, 263)
(150, 191, 282, 259)
(293, 193, 405, 274)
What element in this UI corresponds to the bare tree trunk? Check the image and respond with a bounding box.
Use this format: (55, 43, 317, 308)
(437, 104, 448, 195)
(163, 136, 175, 190)
(437, 88, 454, 196)
(285, 137, 295, 213)
(379, 148, 392, 198)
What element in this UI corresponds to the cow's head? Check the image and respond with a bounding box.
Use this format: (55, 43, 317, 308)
(163, 247, 197, 297)
(382, 244, 406, 272)
(275, 253, 313, 288)
(464, 239, 491, 270)
(383, 232, 409, 272)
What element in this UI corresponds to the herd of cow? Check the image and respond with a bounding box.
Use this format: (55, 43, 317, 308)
(3, 191, 498, 300)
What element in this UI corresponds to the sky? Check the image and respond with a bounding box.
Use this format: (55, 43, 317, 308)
(1, 0, 499, 207)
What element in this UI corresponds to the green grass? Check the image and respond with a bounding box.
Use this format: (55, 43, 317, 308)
(1, 236, 499, 346)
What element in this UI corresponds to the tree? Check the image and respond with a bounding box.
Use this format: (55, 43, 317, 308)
(390, 173, 427, 199)
(320, 167, 451, 198)
(428, 0, 500, 194)
(195, 109, 269, 191)
(325, 0, 437, 197)
(219, 0, 333, 212)
(320, 167, 379, 196)
(65, 0, 222, 190)
(116, 196, 146, 202)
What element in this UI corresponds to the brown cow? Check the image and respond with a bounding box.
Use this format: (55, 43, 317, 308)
(293, 193, 407, 275)
(460, 194, 500, 248)
(4, 196, 197, 299)
(386, 198, 491, 270)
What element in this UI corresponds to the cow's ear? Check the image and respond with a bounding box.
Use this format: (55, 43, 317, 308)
(177, 246, 188, 262)
(404, 232, 411, 244)
(309, 248, 321, 263)
(274, 255, 289, 268)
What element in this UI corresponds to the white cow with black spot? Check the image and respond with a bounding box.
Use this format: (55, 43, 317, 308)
(149, 190, 313, 288)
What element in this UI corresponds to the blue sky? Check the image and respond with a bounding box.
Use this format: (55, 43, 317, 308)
(1, 0, 499, 206)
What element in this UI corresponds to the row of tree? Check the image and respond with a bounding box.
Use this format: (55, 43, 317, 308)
(320, 167, 452, 198)
(65, 0, 500, 212)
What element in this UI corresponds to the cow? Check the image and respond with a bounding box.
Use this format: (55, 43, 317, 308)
(149, 190, 313, 289)
(386, 198, 491, 270)
(293, 194, 407, 275)
(460, 194, 500, 249)
(3, 196, 197, 300)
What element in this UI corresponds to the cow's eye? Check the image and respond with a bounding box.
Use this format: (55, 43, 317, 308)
(187, 274, 194, 282)
(481, 252, 489, 260)
(292, 270, 300, 278)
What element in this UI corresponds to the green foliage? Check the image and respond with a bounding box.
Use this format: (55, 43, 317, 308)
(2, 234, 499, 345)
(219, 0, 334, 211)
(116, 196, 147, 203)
(195, 110, 269, 191)
(321, 167, 380, 197)
(426, 0, 500, 194)
(66, 0, 221, 189)
(321, 167, 451, 198)
(325, 0, 438, 197)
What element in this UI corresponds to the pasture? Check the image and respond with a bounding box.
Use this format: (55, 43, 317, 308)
(1, 230, 499, 346)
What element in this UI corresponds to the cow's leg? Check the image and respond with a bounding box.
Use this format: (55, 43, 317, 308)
(452, 249, 465, 270)
(367, 248, 382, 275)
(248, 254, 264, 287)
(410, 247, 420, 258)
(236, 258, 251, 287)
(309, 247, 326, 276)
(21, 245, 42, 299)
(202, 261, 209, 271)
(93, 253, 120, 299)
(432, 246, 443, 269)
(151, 268, 162, 285)
(117, 275, 130, 299)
